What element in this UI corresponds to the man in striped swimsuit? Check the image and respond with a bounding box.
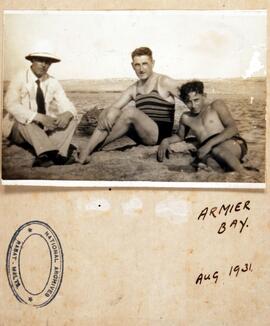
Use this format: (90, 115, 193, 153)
(78, 47, 181, 164)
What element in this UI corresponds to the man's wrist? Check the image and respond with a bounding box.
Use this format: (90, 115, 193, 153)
(161, 138, 170, 146)
(64, 111, 74, 120)
(207, 138, 218, 150)
(109, 107, 121, 114)
(33, 113, 44, 123)
(66, 111, 73, 117)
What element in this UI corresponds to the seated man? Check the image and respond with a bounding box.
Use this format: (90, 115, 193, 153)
(3, 47, 78, 167)
(157, 80, 248, 173)
(78, 47, 181, 164)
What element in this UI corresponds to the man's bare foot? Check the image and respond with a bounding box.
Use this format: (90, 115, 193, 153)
(77, 148, 90, 164)
(82, 155, 91, 165)
(206, 157, 222, 172)
(238, 167, 250, 176)
(197, 162, 214, 172)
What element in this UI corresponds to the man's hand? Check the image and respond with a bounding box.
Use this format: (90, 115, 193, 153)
(97, 107, 120, 131)
(198, 143, 212, 159)
(55, 112, 73, 129)
(35, 114, 57, 130)
(157, 139, 172, 162)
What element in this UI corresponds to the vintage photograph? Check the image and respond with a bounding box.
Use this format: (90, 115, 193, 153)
(1, 10, 266, 187)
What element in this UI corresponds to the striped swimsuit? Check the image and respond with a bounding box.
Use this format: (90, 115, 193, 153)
(134, 81, 175, 143)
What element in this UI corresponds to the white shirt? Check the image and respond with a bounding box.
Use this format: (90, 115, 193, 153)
(3, 68, 77, 137)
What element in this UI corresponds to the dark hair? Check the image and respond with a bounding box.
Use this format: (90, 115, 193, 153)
(131, 47, 153, 60)
(180, 80, 204, 103)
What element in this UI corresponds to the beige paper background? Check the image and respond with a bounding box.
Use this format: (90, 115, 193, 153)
(0, 1, 269, 325)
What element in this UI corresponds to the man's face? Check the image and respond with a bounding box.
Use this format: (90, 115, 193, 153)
(185, 92, 205, 114)
(31, 57, 52, 78)
(132, 55, 154, 80)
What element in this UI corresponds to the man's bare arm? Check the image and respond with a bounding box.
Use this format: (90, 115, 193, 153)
(157, 114, 187, 162)
(97, 85, 134, 131)
(78, 85, 135, 163)
(160, 75, 181, 99)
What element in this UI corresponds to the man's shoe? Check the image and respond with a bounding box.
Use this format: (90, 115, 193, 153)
(67, 144, 78, 157)
(64, 155, 77, 165)
(32, 154, 54, 168)
(52, 144, 78, 165)
(53, 153, 76, 165)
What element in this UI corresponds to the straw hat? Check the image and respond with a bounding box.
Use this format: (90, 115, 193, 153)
(25, 41, 61, 63)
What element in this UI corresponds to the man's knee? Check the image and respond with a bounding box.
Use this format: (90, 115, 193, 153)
(15, 121, 31, 131)
(145, 137, 157, 146)
(212, 145, 226, 159)
(10, 122, 38, 144)
(17, 121, 44, 133)
(120, 107, 139, 123)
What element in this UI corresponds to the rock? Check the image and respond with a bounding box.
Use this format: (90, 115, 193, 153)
(76, 107, 102, 136)
(102, 136, 137, 151)
(170, 142, 196, 154)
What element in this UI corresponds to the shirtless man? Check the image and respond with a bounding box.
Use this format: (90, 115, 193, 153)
(157, 80, 248, 173)
(78, 47, 180, 163)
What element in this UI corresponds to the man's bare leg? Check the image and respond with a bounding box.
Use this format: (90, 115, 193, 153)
(206, 156, 222, 171)
(78, 107, 158, 164)
(78, 128, 108, 163)
(102, 107, 158, 146)
(211, 140, 246, 173)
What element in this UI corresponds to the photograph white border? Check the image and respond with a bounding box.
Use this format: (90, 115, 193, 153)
(1, 9, 267, 189)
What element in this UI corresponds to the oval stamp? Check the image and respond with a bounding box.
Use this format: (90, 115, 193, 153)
(6, 220, 64, 307)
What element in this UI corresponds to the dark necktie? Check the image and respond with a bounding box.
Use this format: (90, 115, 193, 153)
(36, 80, 46, 114)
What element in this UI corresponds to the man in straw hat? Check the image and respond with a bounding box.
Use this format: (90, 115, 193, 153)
(3, 46, 78, 167)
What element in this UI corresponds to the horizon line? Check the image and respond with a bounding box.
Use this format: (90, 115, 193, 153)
(3, 76, 267, 83)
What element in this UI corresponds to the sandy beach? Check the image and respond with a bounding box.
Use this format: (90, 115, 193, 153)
(2, 78, 266, 185)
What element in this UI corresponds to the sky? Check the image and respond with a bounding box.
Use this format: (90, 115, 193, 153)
(3, 10, 267, 81)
